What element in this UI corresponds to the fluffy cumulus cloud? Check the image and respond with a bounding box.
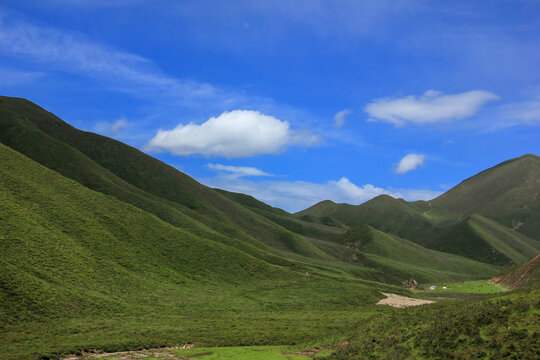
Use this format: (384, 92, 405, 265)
(145, 110, 318, 158)
(202, 174, 441, 213)
(365, 90, 499, 125)
(395, 154, 426, 174)
(333, 109, 351, 128)
(207, 163, 272, 178)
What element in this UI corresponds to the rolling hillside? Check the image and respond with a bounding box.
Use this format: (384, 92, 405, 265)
(427, 154, 540, 239)
(0, 142, 400, 359)
(338, 225, 498, 283)
(297, 156, 540, 266)
(0, 96, 330, 262)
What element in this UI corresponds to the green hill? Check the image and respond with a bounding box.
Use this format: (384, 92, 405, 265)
(427, 154, 540, 239)
(296, 156, 540, 266)
(297, 195, 439, 245)
(327, 288, 540, 359)
(427, 214, 540, 266)
(0, 142, 400, 359)
(338, 225, 498, 283)
(0, 96, 328, 262)
(3, 96, 538, 359)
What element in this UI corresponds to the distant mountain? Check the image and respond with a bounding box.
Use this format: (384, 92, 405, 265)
(297, 154, 540, 266)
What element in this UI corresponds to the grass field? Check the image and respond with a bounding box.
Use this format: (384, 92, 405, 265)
(419, 280, 509, 294)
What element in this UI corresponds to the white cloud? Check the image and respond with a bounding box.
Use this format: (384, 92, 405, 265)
(395, 154, 426, 174)
(145, 110, 317, 158)
(489, 98, 540, 130)
(365, 90, 499, 126)
(94, 117, 128, 135)
(201, 174, 441, 213)
(207, 163, 272, 178)
(333, 109, 351, 128)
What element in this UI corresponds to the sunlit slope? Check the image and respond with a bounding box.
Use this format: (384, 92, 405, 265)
(1, 143, 407, 359)
(338, 226, 498, 283)
(0, 96, 327, 260)
(0, 142, 393, 322)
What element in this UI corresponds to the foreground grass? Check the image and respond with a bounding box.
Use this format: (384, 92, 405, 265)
(325, 289, 540, 360)
(2, 309, 378, 360)
(59, 345, 333, 360)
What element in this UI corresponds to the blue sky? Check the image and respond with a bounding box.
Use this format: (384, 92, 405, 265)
(1, 0, 539, 212)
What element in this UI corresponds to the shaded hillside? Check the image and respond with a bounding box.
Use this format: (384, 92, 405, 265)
(492, 253, 540, 289)
(427, 214, 540, 266)
(338, 225, 498, 283)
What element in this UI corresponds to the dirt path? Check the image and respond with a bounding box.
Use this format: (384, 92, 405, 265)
(376, 292, 435, 308)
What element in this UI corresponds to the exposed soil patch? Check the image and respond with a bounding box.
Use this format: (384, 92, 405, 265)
(490, 253, 540, 288)
(376, 292, 435, 308)
(61, 345, 195, 360)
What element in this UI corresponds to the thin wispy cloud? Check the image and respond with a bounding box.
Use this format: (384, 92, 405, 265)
(0, 11, 231, 107)
(395, 154, 426, 174)
(207, 163, 272, 178)
(365, 90, 499, 126)
(0, 66, 44, 86)
(333, 109, 351, 128)
(488, 98, 540, 130)
(145, 110, 319, 158)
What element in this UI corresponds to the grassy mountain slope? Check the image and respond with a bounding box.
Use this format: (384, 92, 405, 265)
(0, 96, 328, 261)
(297, 195, 439, 245)
(338, 226, 498, 283)
(427, 215, 540, 266)
(2, 96, 498, 286)
(296, 157, 540, 266)
(428, 154, 540, 239)
(0, 142, 401, 359)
